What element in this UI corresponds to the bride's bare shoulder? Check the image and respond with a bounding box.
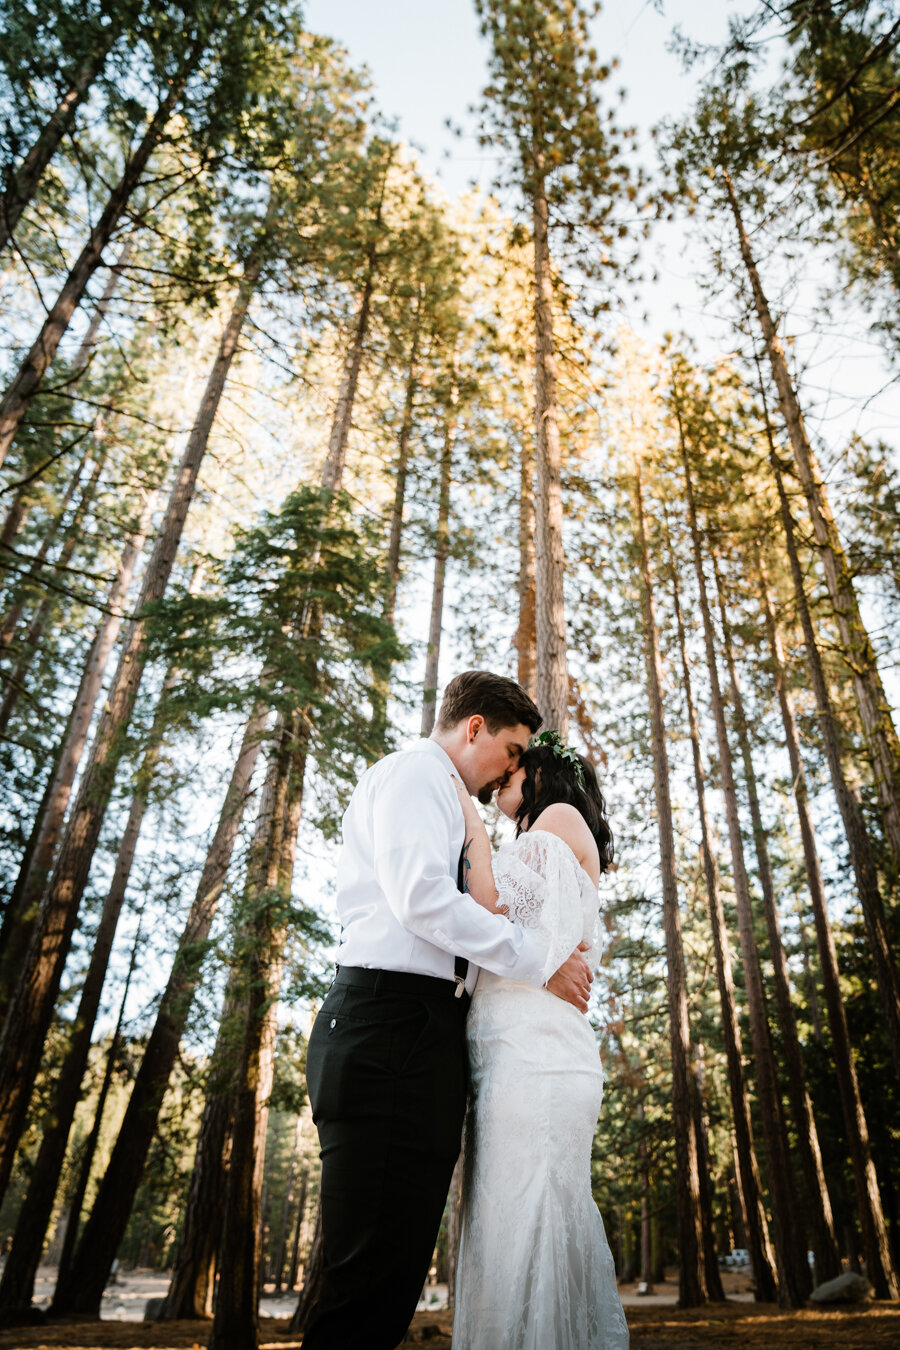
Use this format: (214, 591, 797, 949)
(528, 804, 599, 879)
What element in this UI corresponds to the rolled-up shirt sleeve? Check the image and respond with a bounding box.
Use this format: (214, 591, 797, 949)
(370, 755, 547, 986)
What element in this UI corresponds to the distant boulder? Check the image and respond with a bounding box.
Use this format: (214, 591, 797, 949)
(809, 1271, 872, 1305)
(144, 1295, 168, 1320)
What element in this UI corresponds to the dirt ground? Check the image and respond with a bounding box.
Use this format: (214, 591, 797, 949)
(1, 1301, 899, 1350)
(1, 1267, 896, 1349)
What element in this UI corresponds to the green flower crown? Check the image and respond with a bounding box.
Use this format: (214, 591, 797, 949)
(531, 729, 586, 791)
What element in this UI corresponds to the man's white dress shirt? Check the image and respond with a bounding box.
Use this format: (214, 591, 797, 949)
(335, 739, 548, 996)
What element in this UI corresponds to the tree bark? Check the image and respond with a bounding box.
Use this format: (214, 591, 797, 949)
(0, 445, 91, 656)
(531, 162, 568, 733)
(0, 264, 259, 1209)
(320, 260, 376, 492)
(55, 915, 143, 1292)
(769, 450, 900, 1083)
(0, 38, 114, 254)
(51, 703, 267, 1315)
(768, 472, 900, 1299)
(637, 1101, 654, 1294)
(161, 979, 241, 1320)
(273, 1115, 304, 1293)
(0, 37, 206, 467)
(0, 239, 128, 576)
(0, 904, 141, 1311)
(209, 714, 305, 1350)
(0, 444, 107, 732)
(291, 1198, 324, 1333)
(516, 432, 538, 701)
(712, 549, 841, 1284)
(370, 295, 421, 752)
(0, 486, 156, 1016)
(0, 626, 190, 1306)
(0, 670, 168, 1310)
(679, 414, 812, 1307)
(630, 461, 709, 1307)
(724, 166, 900, 875)
(666, 532, 778, 1302)
(421, 378, 456, 736)
(287, 1166, 309, 1291)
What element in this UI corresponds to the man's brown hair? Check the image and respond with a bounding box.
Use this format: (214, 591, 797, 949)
(436, 670, 541, 735)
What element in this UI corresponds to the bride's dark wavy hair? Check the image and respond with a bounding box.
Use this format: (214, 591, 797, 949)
(513, 742, 614, 873)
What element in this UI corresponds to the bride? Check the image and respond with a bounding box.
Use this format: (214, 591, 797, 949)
(450, 731, 629, 1350)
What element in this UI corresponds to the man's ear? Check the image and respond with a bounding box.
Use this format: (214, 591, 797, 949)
(465, 714, 484, 744)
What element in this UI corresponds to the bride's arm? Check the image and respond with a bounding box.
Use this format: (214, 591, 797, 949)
(450, 778, 507, 915)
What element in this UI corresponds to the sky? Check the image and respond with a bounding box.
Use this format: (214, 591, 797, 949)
(301, 0, 725, 203)
(301, 1, 900, 455)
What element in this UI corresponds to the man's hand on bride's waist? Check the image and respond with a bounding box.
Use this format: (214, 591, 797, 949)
(545, 943, 593, 1014)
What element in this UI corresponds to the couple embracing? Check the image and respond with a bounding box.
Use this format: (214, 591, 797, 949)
(303, 670, 629, 1350)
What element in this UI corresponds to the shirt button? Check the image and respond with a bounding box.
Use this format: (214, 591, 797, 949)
(330, 1018, 337, 1028)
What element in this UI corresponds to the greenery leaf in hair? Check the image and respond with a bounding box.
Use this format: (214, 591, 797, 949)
(532, 729, 586, 791)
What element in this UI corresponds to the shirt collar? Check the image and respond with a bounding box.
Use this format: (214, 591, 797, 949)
(407, 738, 459, 776)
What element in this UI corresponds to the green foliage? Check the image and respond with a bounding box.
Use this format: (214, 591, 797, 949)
(144, 485, 403, 780)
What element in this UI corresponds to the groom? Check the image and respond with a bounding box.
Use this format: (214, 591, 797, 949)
(303, 670, 594, 1350)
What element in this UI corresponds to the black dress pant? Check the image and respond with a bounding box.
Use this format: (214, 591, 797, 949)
(303, 967, 468, 1350)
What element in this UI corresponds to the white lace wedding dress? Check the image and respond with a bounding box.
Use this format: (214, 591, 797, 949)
(452, 830, 629, 1350)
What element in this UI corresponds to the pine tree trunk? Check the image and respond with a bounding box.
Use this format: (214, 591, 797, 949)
(690, 1046, 724, 1299)
(0, 493, 29, 563)
(371, 299, 421, 752)
(209, 716, 306, 1350)
(712, 550, 841, 1284)
(320, 259, 375, 492)
(0, 636, 187, 1307)
(768, 472, 900, 1299)
(0, 38, 114, 253)
(679, 418, 811, 1307)
(0, 486, 156, 1015)
(516, 432, 538, 701)
(0, 243, 127, 579)
(421, 379, 456, 736)
(0, 681, 165, 1311)
(291, 1198, 324, 1333)
(0, 907, 141, 1312)
(51, 703, 267, 1315)
(0, 40, 207, 467)
(0, 444, 108, 732)
(769, 450, 900, 1083)
(630, 462, 709, 1307)
(273, 1116, 304, 1293)
(287, 1166, 309, 1291)
(637, 1102, 654, 1293)
(666, 537, 778, 1302)
(56, 918, 142, 1292)
(531, 164, 568, 732)
(161, 980, 240, 1320)
(724, 166, 900, 874)
(0, 445, 91, 655)
(0, 263, 259, 1211)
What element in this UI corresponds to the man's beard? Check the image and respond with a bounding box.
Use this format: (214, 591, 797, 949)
(477, 784, 496, 806)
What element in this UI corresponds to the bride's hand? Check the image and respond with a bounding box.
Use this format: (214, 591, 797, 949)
(450, 775, 482, 826)
(450, 776, 504, 913)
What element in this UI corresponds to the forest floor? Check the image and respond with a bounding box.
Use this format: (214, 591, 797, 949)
(1, 1268, 897, 1349)
(1, 1302, 900, 1349)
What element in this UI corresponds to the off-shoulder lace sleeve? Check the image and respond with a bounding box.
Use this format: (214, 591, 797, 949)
(492, 832, 596, 984)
